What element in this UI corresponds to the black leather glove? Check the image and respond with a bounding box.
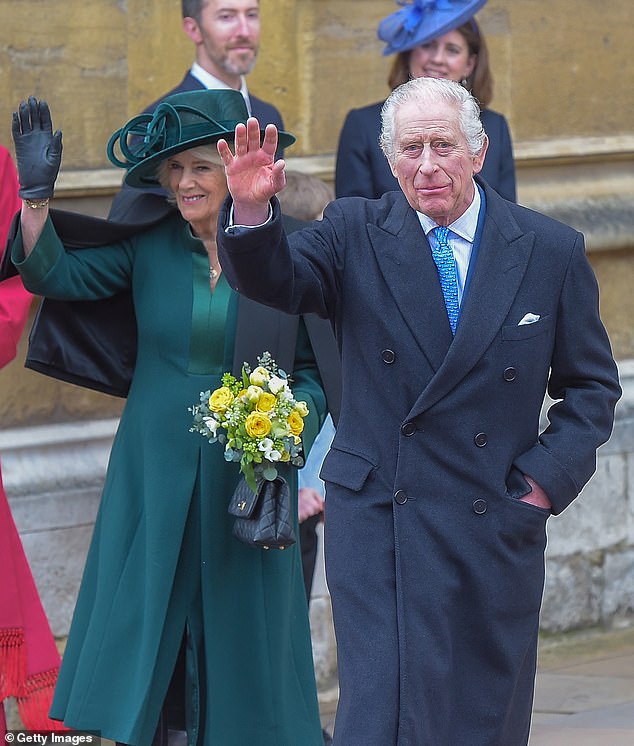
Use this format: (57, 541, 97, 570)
(12, 96, 63, 200)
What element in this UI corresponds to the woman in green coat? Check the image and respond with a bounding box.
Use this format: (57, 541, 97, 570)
(11, 91, 327, 746)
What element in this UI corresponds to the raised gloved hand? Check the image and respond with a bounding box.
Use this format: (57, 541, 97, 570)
(12, 96, 63, 200)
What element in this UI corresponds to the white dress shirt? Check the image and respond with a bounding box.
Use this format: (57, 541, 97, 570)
(417, 182, 481, 305)
(190, 62, 252, 115)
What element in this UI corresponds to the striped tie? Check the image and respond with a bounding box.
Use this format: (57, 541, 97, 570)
(431, 226, 459, 335)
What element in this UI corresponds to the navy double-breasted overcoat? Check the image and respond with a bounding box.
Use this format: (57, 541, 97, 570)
(218, 180, 620, 746)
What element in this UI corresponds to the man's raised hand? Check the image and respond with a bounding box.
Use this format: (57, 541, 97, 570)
(217, 117, 286, 225)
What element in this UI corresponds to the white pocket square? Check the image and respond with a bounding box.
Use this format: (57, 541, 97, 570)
(518, 313, 540, 326)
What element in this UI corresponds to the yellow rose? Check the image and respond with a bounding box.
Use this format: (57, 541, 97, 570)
(287, 410, 305, 436)
(245, 412, 272, 438)
(256, 392, 277, 413)
(209, 386, 234, 412)
(295, 400, 309, 417)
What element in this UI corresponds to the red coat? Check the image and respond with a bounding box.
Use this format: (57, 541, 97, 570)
(0, 145, 63, 735)
(0, 145, 30, 367)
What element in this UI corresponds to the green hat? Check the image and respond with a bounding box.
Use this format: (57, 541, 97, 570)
(107, 89, 295, 188)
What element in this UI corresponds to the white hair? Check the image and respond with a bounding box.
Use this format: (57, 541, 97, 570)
(379, 77, 486, 165)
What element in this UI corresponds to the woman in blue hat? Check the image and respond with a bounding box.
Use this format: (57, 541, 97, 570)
(335, 0, 516, 202)
(9, 91, 331, 746)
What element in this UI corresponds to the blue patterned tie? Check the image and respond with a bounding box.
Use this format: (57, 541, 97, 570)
(431, 226, 459, 335)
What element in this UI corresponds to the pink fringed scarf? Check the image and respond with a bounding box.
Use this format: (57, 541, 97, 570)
(0, 145, 65, 734)
(0, 476, 66, 733)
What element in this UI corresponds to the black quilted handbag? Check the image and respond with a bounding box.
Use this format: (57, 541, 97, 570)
(227, 476, 296, 550)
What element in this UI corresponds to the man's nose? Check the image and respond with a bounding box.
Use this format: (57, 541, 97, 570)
(417, 148, 437, 174)
(236, 13, 252, 37)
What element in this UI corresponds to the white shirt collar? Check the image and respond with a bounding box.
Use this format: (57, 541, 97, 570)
(417, 180, 481, 241)
(190, 63, 252, 115)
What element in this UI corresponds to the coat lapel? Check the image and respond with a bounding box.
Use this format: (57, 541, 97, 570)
(408, 188, 536, 417)
(368, 195, 453, 372)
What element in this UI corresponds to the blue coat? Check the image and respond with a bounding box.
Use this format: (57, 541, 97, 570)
(217, 181, 620, 745)
(335, 101, 516, 202)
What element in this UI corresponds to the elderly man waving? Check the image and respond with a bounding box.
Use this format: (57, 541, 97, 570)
(216, 77, 620, 746)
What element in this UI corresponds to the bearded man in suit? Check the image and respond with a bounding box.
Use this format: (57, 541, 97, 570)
(155, 0, 283, 128)
(214, 76, 621, 746)
(109, 0, 283, 221)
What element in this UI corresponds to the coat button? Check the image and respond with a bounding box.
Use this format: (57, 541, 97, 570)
(401, 421, 416, 437)
(474, 432, 488, 447)
(503, 366, 517, 381)
(473, 499, 488, 514)
(394, 490, 408, 505)
(382, 349, 396, 364)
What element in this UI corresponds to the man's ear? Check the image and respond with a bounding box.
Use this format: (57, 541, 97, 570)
(183, 16, 202, 45)
(472, 134, 489, 175)
(386, 153, 399, 179)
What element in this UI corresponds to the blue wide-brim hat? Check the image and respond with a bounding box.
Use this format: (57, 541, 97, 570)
(107, 89, 295, 188)
(378, 0, 487, 56)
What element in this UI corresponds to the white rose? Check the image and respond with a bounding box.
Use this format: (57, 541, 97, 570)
(202, 416, 219, 435)
(246, 385, 263, 401)
(258, 438, 274, 452)
(250, 366, 270, 386)
(267, 375, 287, 395)
(258, 437, 282, 462)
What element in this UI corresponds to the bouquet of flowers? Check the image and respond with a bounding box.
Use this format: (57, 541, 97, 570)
(190, 352, 309, 493)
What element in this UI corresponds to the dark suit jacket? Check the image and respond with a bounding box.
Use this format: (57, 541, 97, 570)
(144, 70, 285, 131)
(217, 181, 620, 745)
(335, 100, 516, 202)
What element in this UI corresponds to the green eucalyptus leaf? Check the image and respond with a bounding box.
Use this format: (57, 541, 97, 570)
(262, 466, 278, 481)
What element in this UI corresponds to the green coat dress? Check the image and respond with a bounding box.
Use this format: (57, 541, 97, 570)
(13, 213, 326, 746)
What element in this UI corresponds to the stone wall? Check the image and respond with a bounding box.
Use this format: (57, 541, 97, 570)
(4, 1, 631, 159)
(541, 360, 634, 633)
